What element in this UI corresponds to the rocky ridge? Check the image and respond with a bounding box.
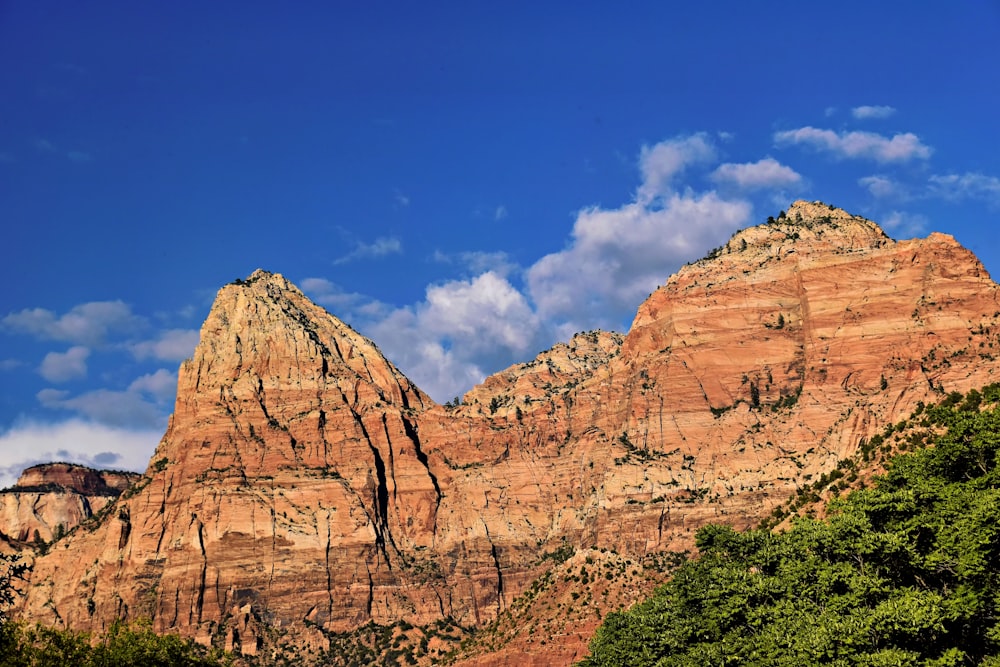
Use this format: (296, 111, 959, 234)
(0, 463, 139, 545)
(14, 202, 1000, 664)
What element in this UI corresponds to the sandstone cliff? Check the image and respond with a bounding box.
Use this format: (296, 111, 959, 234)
(0, 463, 139, 544)
(15, 202, 1000, 664)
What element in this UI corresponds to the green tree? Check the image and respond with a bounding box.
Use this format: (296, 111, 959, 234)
(583, 385, 1000, 666)
(0, 553, 27, 627)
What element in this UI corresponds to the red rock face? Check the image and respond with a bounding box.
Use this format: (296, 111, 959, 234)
(0, 464, 139, 543)
(15, 202, 1000, 663)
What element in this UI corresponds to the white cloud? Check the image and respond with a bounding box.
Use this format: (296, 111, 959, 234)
(129, 328, 199, 361)
(35, 138, 56, 153)
(358, 134, 756, 400)
(333, 236, 403, 264)
(39, 346, 90, 383)
(367, 272, 543, 400)
(3, 300, 142, 345)
(37, 387, 167, 430)
(637, 133, 716, 203)
(0, 359, 22, 371)
(432, 250, 517, 278)
(881, 210, 928, 237)
(928, 172, 1000, 204)
(852, 105, 896, 120)
(774, 126, 932, 162)
(67, 150, 92, 162)
(0, 420, 159, 488)
(128, 369, 178, 403)
(494, 205, 508, 221)
(300, 277, 366, 311)
(859, 175, 908, 199)
(393, 190, 410, 207)
(527, 192, 750, 335)
(711, 158, 802, 190)
(523, 134, 751, 334)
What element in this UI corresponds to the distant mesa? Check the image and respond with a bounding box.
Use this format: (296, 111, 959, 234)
(0, 463, 140, 545)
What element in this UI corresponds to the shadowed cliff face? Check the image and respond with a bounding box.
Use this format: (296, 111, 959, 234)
(16, 202, 1000, 663)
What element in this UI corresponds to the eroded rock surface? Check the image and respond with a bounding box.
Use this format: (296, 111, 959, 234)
(16, 202, 1000, 663)
(0, 463, 139, 544)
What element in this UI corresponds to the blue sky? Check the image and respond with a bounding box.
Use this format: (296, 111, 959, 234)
(2, 2, 1000, 484)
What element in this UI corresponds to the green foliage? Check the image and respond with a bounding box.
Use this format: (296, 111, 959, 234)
(0, 620, 232, 667)
(0, 554, 28, 629)
(583, 385, 1000, 666)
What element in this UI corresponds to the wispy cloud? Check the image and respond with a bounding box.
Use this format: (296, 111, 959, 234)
(300, 277, 367, 310)
(333, 236, 403, 265)
(34, 138, 56, 153)
(37, 387, 167, 430)
(859, 174, 909, 200)
(881, 210, 928, 236)
(67, 150, 92, 162)
(128, 369, 178, 403)
(852, 105, 896, 120)
(527, 134, 750, 335)
(39, 346, 90, 383)
(928, 172, 1000, 205)
(367, 272, 544, 400)
(432, 250, 517, 278)
(637, 133, 716, 203)
(711, 158, 802, 190)
(3, 300, 143, 346)
(494, 205, 508, 221)
(129, 328, 199, 361)
(362, 133, 756, 400)
(774, 126, 931, 163)
(393, 189, 410, 207)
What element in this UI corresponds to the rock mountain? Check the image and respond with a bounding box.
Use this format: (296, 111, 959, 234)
(13, 201, 1000, 664)
(0, 464, 138, 546)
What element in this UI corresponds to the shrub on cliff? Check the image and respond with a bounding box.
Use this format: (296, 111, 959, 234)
(0, 619, 232, 667)
(583, 385, 1000, 666)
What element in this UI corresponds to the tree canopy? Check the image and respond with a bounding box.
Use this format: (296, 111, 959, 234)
(583, 385, 1000, 666)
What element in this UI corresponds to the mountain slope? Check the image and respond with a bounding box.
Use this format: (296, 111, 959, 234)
(15, 202, 1000, 664)
(583, 383, 1000, 666)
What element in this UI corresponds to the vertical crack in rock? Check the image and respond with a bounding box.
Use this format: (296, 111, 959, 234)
(268, 500, 277, 604)
(171, 588, 180, 628)
(324, 511, 334, 620)
(402, 416, 442, 526)
(116, 505, 131, 551)
(364, 561, 374, 617)
(344, 398, 395, 567)
(380, 415, 398, 505)
(317, 409, 330, 464)
(194, 517, 207, 624)
(368, 443, 391, 547)
(482, 521, 504, 613)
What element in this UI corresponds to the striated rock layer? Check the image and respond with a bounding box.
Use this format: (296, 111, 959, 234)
(0, 463, 139, 544)
(16, 202, 1000, 662)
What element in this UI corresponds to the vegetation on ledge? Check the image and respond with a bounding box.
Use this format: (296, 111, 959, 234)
(0, 619, 233, 667)
(582, 384, 1000, 666)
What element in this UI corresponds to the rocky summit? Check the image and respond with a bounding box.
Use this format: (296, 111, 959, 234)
(13, 202, 1000, 664)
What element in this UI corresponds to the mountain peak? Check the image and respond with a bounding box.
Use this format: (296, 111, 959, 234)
(17, 206, 1000, 664)
(785, 199, 864, 222)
